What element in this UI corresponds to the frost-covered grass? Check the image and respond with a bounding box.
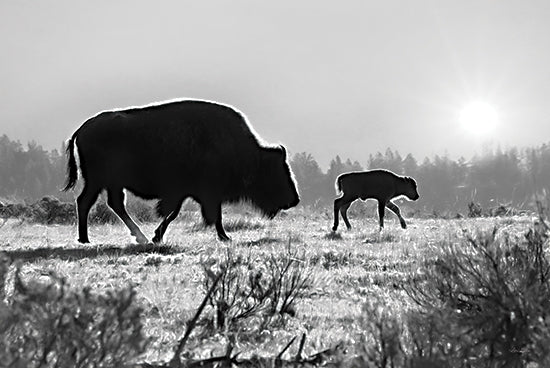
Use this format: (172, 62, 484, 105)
(0, 206, 536, 363)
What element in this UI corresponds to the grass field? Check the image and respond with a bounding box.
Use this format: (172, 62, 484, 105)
(0, 205, 539, 365)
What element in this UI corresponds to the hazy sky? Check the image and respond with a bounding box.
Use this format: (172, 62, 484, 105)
(2, 1, 550, 168)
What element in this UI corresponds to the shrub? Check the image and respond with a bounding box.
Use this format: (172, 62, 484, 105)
(126, 198, 158, 223)
(0, 196, 159, 225)
(203, 242, 313, 331)
(89, 197, 158, 225)
(356, 201, 550, 367)
(29, 196, 76, 224)
(0, 255, 147, 367)
(360, 297, 405, 368)
(489, 203, 516, 217)
(467, 201, 483, 217)
(0, 202, 30, 219)
(403, 206, 550, 367)
(89, 199, 120, 224)
(0, 197, 76, 224)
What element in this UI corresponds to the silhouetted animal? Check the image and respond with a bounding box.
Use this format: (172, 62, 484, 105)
(63, 99, 300, 243)
(332, 169, 419, 232)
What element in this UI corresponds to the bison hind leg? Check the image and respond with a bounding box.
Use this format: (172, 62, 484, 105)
(200, 200, 230, 241)
(76, 183, 101, 243)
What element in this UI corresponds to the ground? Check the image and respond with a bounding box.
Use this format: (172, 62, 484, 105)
(0, 206, 535, 363)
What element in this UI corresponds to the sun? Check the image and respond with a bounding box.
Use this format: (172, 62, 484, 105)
(459, 101, 498, 136)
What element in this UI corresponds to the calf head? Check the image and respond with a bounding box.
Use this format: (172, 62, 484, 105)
(404, 177, 420, 201)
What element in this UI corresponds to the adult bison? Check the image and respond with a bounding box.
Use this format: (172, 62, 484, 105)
(332, 169, 419, 232)
(63, 99, 300, 243)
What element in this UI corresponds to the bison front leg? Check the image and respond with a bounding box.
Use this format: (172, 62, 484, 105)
(386, 201, 407, 229)
(152, 209, 180, 244)
(153, 199, 183, 244)
(201, 200, 230, 241)
(107, 189, 149, 244)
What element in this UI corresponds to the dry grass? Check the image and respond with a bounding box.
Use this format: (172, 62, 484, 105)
(0, 208, 536, 363)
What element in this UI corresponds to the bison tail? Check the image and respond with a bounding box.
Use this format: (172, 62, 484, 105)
(335, 176, 343, 195)
(62, 135, 78, 191)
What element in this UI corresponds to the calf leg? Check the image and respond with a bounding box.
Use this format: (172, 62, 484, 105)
(386, 201, 407, 229)
(76, 184, 101, 243)
(107, 189, 148, 244)
(153, 199, 184, 244)
(377, 200, 386, 231)
(201, 200, 230, 241)
(333, 195, 357, 231)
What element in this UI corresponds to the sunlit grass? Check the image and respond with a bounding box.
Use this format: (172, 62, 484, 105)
(0, 210, 537, 361)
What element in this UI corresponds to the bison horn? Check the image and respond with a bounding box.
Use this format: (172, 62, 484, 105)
(279, 144, 287, 157)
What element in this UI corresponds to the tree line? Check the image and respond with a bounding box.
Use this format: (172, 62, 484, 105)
(290, 145, 550, 215)
(0, 135, 68, 201)
(1, 133, 549, 215)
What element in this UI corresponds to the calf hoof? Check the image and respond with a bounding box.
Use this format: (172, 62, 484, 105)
(218, 233, 231, 242)
(332, 225, 338, 232)
(78, 237, 90, 244)
(401, 222, 407, 229)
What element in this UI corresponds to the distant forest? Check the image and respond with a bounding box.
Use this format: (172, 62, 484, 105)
(1, 133, 549, 216)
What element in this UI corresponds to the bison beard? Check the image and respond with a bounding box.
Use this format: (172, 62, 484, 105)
(63, 99, 300, 243)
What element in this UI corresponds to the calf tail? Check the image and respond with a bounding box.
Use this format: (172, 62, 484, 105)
(62, 135, 78, 191)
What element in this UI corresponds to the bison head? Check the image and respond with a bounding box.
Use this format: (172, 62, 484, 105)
(251, 145, 300, 218)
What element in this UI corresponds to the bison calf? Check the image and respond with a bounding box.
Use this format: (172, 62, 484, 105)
(63, 99, 300, 244)
(332, 170, 419, 232)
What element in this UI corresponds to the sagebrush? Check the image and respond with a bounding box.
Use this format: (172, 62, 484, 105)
(0, 255, 147, 368)
(203, 242, 313, 332)
(360, 202, 550, 367)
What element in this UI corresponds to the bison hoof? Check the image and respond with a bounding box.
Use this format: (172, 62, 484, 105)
(332, 225, 338, 232)
(401, 223, 407, 229)
(78, 237, 90, 244)
(152, 235, 162, 244)
(135, 235, 149, 244)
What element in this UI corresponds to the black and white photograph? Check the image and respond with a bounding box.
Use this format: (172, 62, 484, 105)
(1, 1, 550, 366)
